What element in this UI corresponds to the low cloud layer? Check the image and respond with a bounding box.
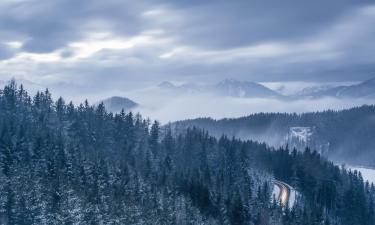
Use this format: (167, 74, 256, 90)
(2, 78, 374, 124)
(124, 89, 375, 124)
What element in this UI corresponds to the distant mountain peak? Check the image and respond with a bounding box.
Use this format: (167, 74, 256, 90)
(100, 96, 138, 112)
(158, 81, 176, 89)
(218, 78, 258, 86)
(156, 79, 282, 98)
(296, 77, 375, 99)
(219, 78, 240, 84)
(214, 79, 280, 98)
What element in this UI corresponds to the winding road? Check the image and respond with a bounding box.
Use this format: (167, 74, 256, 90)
(273, 180, 296, 207)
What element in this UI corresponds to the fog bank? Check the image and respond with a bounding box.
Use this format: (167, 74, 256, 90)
(125, 89, 375, 123)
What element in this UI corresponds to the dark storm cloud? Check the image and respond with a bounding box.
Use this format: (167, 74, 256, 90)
(0, 0, 374, 93)
(161, 0, 373, 49)
(0, 0, 148, 53)
(0, 0, 369, 51)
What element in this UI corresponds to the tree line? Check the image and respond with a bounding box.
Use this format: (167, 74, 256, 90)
(0, 80, 374, 225)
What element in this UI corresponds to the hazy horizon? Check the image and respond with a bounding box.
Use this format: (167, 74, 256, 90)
(2, 78, 374, 124)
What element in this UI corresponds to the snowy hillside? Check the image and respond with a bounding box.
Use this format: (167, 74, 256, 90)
(348, 166, 375, 185)
(288, 127, 313, 143)
(284, 126, 329, 155)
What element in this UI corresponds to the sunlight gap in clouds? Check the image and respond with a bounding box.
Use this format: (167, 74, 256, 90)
(68, 32, 153, 60)
(5, 41, 22, 49)
(142, 9, 166, 17)
(1, 31, 174, 64)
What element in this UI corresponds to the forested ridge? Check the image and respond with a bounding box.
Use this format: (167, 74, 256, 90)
(0, 81, 374, 225)
(172, 106, 375, 166)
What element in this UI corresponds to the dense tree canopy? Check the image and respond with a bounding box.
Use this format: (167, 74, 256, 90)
(0, 80, 374, 225)
(172, 106, 375, 166)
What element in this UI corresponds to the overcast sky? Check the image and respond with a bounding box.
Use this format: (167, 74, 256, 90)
(0, 0, 375, 99)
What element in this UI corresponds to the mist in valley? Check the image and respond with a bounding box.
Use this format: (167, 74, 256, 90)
(108, 82, 375, 124)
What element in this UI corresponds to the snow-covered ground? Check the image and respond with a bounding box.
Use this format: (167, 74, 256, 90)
(272, 184, 280, 202)
(347, 165, 375, 185)
(288, 127, 313, 143)
(287, 184, 296, 207)
(281, 181, 297, 207)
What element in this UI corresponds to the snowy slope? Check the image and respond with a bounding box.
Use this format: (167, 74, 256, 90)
(288, 127, 313, 143)
(348, 165, 375, 185)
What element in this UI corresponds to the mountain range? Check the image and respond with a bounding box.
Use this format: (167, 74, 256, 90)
(159, 77, 375, 100)
(158, 79, 281, 98)
(297, 77, 375, 99)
